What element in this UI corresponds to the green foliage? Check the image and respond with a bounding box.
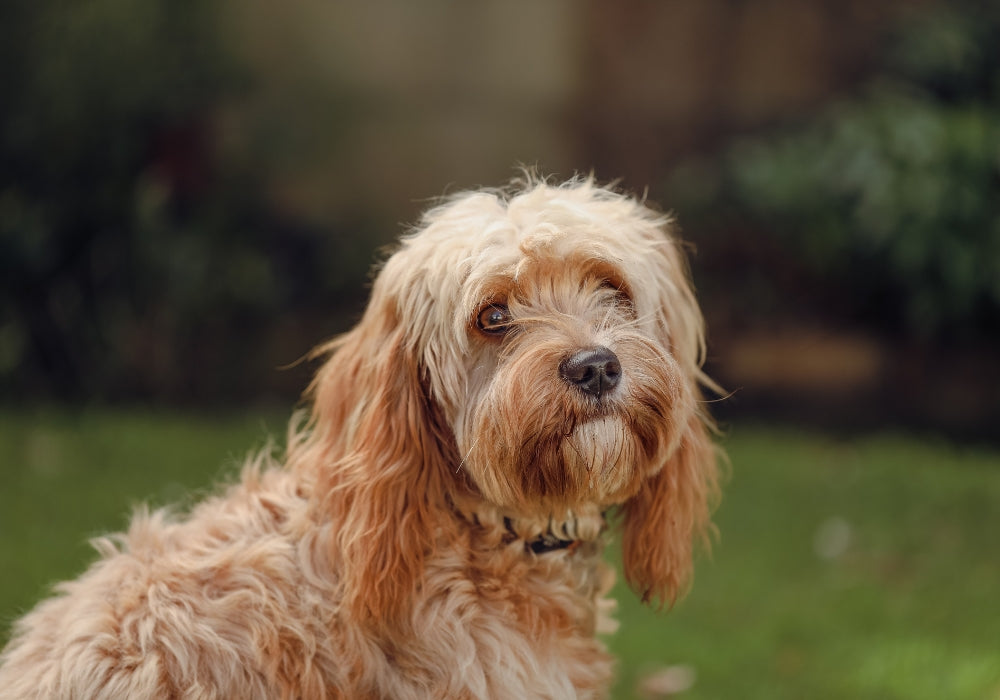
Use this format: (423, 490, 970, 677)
(728, 91, 999, 336)
(678, 3, 1000, 340)
(0, 1, 373, 401)
(1, 0, 237, 398)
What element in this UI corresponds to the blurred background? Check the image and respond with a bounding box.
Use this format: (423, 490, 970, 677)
(1, 1, 999, 698)
(2, 0, 997, 433)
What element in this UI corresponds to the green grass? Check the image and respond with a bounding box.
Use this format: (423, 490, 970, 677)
(0, 408, 285, 627)
(1, 410, 999, 699)
(608, 427, 1000, 700)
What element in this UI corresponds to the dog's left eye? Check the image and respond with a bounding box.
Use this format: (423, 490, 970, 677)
(599, 278, 632, 304)
(477, 304, 512, 334)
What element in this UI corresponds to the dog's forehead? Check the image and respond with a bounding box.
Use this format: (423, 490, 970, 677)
(384, 183, 683, 333)
(439, 228, 637, 315)
(409, 189, 665, 281)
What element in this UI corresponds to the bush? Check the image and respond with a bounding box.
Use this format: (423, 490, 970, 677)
(674, 3, 1000, 341)
(0, 1, 373, 401)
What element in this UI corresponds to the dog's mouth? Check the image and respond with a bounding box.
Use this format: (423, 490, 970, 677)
(563, 417, 627, 468)
(557, 416, 643, 495)
(459, 411, 656, 512)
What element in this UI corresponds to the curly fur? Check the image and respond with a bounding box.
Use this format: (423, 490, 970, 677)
(0, 176, 720, 699)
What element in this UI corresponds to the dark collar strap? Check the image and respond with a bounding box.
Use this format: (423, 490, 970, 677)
(501, 516, 579, 554)
(527, 535, 576, 554)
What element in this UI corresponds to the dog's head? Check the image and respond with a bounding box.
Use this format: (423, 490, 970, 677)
(302, 177, 719, 625)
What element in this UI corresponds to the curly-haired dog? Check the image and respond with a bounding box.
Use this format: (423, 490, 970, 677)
(0, 177, 720, 699)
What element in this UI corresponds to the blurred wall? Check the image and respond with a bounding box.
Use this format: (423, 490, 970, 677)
(219, 0, 584, 227)
(579, 0, 901, 182)
(217, 0, 905, 226)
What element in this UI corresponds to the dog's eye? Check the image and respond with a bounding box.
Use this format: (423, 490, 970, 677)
(599, 278, 633, 307)
(600, 278, 627, 295)
(476, 304, 512, 334)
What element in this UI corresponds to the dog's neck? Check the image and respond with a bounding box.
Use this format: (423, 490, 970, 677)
(448, 495, 607, 554)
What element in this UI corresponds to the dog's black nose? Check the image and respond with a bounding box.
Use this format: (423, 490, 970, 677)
(559, 347, 622, 398)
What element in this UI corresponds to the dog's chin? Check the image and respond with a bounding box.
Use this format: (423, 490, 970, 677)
(560, 417, 640, 496)
(462, 413, 663, 513)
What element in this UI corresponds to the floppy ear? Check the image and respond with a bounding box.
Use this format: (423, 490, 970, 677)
(622, 223, 720, 608)
(621, 413, 717, 608)
(302, 282, 462, 632)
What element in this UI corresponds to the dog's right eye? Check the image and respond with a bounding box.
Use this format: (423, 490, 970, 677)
(476, 304, 512, 335)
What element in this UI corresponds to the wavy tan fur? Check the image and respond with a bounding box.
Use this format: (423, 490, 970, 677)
(0, 176, 720, 699)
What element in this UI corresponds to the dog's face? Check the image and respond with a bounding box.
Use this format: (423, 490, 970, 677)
(375, 183, 705, 515)
(307, 179, 717, 613)
(459, 263, 687, 513)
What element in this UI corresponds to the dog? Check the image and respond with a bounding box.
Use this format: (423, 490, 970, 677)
(0, 176, 720, 699)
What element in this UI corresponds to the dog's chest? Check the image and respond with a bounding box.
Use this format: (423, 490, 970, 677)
(372, 542, 617, 698)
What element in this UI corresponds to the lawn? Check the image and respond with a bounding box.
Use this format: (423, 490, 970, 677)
(1, 409, 998, 699)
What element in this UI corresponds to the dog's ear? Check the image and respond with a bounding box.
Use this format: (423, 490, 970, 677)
(621, 223, 720, 608)
(621, 413, 717, 608)
(300, 275, 461, 633)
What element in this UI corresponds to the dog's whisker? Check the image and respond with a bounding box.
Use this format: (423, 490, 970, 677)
(457, 433, 481, 474)
(700, 388, 739, 403)
(630, 308, 661, 326)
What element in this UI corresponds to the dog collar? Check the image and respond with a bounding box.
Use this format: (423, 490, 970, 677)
(450, 498, 604, 556)
(504, 517, 582, 555)
(527, 532, 578, 554)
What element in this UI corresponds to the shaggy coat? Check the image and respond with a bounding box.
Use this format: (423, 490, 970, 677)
(0, 177, 719, 699)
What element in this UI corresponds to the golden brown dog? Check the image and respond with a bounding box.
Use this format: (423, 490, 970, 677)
(0, 176, 720, 699)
